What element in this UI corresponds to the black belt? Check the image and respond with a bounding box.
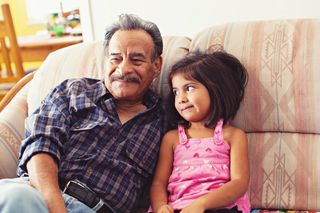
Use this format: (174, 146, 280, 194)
(60, 179, 115, 213)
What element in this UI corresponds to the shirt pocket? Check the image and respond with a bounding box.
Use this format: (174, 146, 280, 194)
(69, 113, 110, 131)
(67, 118, 107, 153)
(70, 120, 101, 131)
(125, 134, 160, 177)
(69, 108, 110, 131)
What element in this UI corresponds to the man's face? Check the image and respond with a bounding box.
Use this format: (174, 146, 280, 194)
(105, 30, 162, 101)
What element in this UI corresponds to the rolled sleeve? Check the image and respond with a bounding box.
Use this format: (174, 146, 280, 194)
(18, 84, 71, 176)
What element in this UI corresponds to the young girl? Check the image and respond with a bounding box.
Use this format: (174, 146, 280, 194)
(150, 50, 250, 213)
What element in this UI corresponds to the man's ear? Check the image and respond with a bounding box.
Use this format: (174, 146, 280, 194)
(153, 56, 163, 78)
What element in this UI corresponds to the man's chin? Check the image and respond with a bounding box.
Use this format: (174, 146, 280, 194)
(107, 82, 147, 100)
(111, 90, 142, 101)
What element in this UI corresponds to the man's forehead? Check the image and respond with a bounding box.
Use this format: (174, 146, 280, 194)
(108, 46, 147, 55)
(107, 30, 154, 56)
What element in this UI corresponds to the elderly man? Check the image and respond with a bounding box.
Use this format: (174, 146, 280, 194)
(0, 14, 166, 213)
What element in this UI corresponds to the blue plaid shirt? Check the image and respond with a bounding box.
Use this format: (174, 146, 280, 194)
(18, 78, 166, 212)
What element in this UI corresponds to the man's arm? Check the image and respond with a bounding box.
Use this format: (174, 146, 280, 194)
(20, 80, 75, 213)
(27, 153, 67, 213)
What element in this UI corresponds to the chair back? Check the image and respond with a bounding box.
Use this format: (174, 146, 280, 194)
(0, 3, 24, 84)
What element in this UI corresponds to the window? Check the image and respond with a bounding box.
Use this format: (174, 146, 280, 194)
(25, 0, 80, 25)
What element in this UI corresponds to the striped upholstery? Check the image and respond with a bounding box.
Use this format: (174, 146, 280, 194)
(0, 19, 319, 211)
(0, 82, 29, 178)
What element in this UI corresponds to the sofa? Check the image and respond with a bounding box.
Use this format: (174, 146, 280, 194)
(0, 18, 319, 212)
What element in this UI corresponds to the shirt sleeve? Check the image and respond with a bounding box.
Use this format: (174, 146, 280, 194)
(17, 80, 72, 176)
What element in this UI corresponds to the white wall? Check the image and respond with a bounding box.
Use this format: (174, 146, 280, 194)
(80, 0, 320, 41)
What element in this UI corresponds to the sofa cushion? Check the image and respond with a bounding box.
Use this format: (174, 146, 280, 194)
(248, 132, 320, 210)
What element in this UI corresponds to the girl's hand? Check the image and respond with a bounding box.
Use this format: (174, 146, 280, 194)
(156, 204, 174, 213)
(180, 202, 205, 213)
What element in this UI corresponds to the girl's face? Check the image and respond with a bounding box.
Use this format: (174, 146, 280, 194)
(172, 73, 211, 124)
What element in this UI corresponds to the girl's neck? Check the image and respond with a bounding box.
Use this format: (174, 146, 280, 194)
(186, 122, 213, 139)
(185, 124, 214, 138)
(188, 121, 213, 130)
(189, 122, 205, 129)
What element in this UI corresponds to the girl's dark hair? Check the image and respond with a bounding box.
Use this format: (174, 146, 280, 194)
(104, 14, 163, 61)
(168, 50, 248, 128)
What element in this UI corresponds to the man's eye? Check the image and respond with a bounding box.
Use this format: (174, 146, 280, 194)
(186, 86, 195, 92)
(110, 58, 120, 63)
(132, 58, 143, 63)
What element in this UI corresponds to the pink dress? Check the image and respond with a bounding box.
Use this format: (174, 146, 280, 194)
(167, 119, 250, 212)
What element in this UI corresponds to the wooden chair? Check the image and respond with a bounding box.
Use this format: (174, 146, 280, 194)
(0, 71, 34, 112)
(0, 3, 24, 100)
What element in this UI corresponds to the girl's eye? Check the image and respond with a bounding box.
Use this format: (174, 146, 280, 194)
(172, 90, 178, 96)
(186, 85, 195, 92)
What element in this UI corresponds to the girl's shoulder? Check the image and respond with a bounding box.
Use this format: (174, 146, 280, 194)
(222, 124, 247, 145)
(162, 129, 180, 148)
(164, 129, 179, 137)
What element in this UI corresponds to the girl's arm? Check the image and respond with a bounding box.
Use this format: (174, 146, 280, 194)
(181, 127, 250, 213)
(150, 130, 177, 213)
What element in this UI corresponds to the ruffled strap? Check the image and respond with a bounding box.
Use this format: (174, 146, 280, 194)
(178, 125, 188, 145)
(213, 119, 224, 145)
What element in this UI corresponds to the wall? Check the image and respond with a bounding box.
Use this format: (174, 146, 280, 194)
(0, 0, 45, 36)
(80, 0, 320, 41)
(0, 0, 45, 69)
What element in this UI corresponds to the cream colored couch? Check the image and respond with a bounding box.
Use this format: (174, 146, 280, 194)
(1, 19, 320, 212)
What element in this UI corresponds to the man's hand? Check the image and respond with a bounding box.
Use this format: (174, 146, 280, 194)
(40, 189, 67, 213)
(27, 153, 67, 213)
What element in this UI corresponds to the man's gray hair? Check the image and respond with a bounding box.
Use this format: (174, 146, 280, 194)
(104, 14, 163, 60)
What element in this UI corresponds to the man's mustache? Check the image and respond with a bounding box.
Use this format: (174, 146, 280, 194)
(110, 73, 141, 84)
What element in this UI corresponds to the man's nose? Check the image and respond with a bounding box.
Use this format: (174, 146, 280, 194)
(117, 59, 133, 75)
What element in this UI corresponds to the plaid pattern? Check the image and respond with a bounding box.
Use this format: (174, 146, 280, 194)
(17, 78, 166, 212)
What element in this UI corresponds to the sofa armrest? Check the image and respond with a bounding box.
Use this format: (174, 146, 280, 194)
(0, 82, 29, 178)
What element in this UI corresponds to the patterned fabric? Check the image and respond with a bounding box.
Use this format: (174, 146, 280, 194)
(167, 120, 250, 212)
(18, 78, 165, 213)
(0, 82, 29, 178)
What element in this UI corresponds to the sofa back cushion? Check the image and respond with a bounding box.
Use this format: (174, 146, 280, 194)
(189, 19, 320, 211)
